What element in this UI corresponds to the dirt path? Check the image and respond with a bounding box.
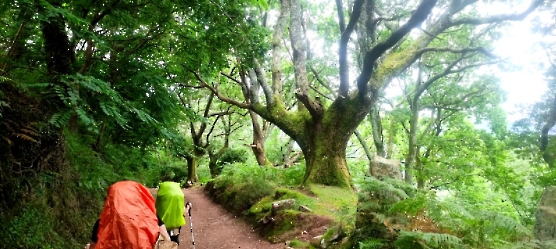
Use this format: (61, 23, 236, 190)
(151, 186, 285, 249)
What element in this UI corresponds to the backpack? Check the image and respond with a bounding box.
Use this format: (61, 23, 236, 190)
(96, 181, 160, 249)
(155, 181, 186, 230)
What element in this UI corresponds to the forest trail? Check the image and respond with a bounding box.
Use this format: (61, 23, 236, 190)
(150, 186, 285, 249)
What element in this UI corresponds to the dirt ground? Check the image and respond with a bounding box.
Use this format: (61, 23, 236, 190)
(150, 186, 286, 249)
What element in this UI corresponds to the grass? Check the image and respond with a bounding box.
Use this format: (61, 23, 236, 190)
(206, 164, 358, 248)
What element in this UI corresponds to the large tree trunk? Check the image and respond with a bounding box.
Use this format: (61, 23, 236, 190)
(297, 99, 371, 188)
(208, 156, 220, 178)
(186, 156, 199, 182)
(302, 130, 351, 188)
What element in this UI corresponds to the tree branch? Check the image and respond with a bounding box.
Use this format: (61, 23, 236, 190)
(338, 0, 365, 97)
(451, 0, 543, 27)
(358, 0, 438, 97)
(416, 46, 498, 58)
(190, 70, 251, 109)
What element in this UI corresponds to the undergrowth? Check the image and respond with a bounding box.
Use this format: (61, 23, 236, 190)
(354, 177, 535, 249)
(0, 129, 189, 248)
(205, 163, 357, 248)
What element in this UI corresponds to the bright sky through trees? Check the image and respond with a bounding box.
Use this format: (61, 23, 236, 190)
(493, 10, 550, 124)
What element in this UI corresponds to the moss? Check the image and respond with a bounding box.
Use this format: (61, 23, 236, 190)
(373, 48, 417, 89)
(207, 171, 358, 248)
(307, 184, 357, 223)
(288, 239, 310, 248)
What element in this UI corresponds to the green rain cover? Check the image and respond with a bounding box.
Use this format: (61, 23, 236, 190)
(156, 181, 186, 229)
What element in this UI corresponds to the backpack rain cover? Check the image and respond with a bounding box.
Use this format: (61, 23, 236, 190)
(155, 181, 185, 229)
(96, 181, 159, 249)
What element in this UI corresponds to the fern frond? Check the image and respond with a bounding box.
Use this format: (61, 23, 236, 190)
(76, 108, 96, 128)
(395, 230, 462, 249)
(16, 133, 37, 143)
(20, 128, 39, 137)
(49, 110, 72, 128)
(3, 121, 15, 133)
(0, 100, 9, 108)
(359, 238, 386, 249)
(0, 75, 11, 83)
(389, 193, 427, 215)
(3, 136, 13, 146)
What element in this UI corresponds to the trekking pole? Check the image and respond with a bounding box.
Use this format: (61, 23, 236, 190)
(187, 202, 195, 249)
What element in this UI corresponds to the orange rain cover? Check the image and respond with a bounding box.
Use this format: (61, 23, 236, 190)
(96, 181, 160, 249)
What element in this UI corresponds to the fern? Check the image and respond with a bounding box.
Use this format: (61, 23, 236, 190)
(16, 133, 37, 143)
(394, 230, 463, 249)
(389, 192, 428, 216)
(359, 238, 386, 249)
(76, 108, 96, 128)
(49, 110, 72, 128)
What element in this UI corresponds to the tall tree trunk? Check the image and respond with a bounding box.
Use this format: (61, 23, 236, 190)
(369, 106, 385, 157)
(40, 4, 74, 78)
(405, 101, 419, 185)
(280, 138, 295, 167)
(208, 155, 221, 178)
(298, 99, 370, 188)
(94, 121, 106, 150)
(415, 148, 425, 189)
(249, 110, 270, 166)
(186, 156, 199, 182)
(386, 117, 396, 159)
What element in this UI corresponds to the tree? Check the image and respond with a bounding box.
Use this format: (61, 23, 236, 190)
(193, 0, 543, 188)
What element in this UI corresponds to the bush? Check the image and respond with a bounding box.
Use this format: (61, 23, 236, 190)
(206, 164, 277, 214)
(0, 207, 67, 248)
(218, 148, 249, 166)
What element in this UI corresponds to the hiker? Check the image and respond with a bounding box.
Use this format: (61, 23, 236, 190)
(85, 181, 172, 249)
(156, 181, 191, 244)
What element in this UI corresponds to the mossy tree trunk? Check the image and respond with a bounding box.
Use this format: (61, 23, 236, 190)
(186, 155, 200, 182)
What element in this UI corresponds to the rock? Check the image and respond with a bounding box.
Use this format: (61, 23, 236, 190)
(534, 186, 556, 248)
(369, 155, 402, 180)
(299, 205, 312, 213)
(259, 214, 275, 224)
(310, 235, 324, 248)
(321, 229, 341, 248)
(272, 199, 295, 213)
(309, 228, 343, 249)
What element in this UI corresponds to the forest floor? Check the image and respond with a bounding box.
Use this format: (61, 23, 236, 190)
(150, 186, 286, 249)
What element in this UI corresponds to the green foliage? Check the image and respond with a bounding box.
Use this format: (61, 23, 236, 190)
(43, 74, 158, 132)
(206, 163, 357, 246)
(353, 176, 533, 249)
(0, 76, 10, 116)
(0, 207, 66, 248)
(394, 231, 462, 249)
(218, 148, 249, 166)
(358, 238, 386, 249)
(207, 164, 278, 214)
